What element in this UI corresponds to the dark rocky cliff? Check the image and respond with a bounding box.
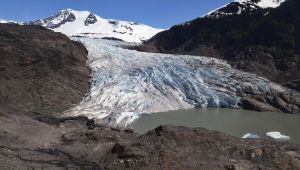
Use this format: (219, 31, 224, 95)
(0, 23, 91, 112)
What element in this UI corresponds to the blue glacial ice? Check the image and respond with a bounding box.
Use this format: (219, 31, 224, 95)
(64, 38, 285, 127)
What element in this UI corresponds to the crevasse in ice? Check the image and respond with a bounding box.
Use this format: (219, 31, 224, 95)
(64, 38, 284, 127)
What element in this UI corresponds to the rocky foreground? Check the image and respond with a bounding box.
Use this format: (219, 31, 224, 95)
(0, 110, 300, 169)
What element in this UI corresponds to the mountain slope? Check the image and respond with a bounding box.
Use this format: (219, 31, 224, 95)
(205, 0, 285, 18)
(140, 0, 300, 92)
(26, 9, 163, 43)
(0, 23, 91, 112)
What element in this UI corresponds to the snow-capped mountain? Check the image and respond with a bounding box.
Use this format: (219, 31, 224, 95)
(205, 0, 285, 18)
(236, 0, 285, 8)
(0, 19, 17, 24)
(26, 9, 163, 43)
(0, 19, 7, 23)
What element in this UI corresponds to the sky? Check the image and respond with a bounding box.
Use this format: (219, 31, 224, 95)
(0, 0, 232, 28)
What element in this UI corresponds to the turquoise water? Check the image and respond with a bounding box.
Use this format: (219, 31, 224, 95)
(129, 108, 300, 145)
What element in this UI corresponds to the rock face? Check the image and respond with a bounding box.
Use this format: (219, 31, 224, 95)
(85, 13, 98, 26)
(0, 111, 299, 169)
(139, 0, 300, 94)
(0, 23, 91, 112)
(237, 89, 300, 113)
(26, 9, 77, 29)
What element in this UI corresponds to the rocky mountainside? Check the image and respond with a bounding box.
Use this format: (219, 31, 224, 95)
(139, 0, 300, 93)
(0, 23, 91, 112)
(205, 0, 285, 18)
(25, 9, 163, 43)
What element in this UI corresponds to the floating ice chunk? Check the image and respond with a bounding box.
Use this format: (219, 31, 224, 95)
(266, 132, 290, 140)
(242, 133, 260, 139)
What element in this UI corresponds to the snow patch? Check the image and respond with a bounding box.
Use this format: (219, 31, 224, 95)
(0, 19, 18, 24)
(0, 19, 8, 23)
(236, 0, 286, 8)
(202, 0, 286, 19)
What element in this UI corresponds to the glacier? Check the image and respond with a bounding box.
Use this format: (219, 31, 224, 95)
(64, 38, 284, 128)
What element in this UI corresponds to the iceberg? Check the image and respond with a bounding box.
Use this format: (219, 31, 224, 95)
(266, 132, 290, 140)
(242, 133, 260, 139)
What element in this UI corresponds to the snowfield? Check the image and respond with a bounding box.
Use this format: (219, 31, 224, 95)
(27, 9, 163, 43)
(236, 0, 286, 8)
(64, 38, 285, 128)
(0, 19, 18, 24)
(203, 0, 286, 19)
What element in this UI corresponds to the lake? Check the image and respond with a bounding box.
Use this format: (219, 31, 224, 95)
(129, 108, 300, 145)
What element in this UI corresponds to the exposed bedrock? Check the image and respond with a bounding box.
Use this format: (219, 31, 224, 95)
(0, 23, 91, 112)
(238, 85, 300, 113)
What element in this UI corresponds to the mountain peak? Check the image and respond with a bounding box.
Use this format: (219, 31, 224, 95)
(25, 9, 163, 43)
(235, 0, 286, 8)
(60, 8, 92, 16)
(63, 8, 74, 12)
(0, 19, 18, 24)
(204, 0, 286, 18)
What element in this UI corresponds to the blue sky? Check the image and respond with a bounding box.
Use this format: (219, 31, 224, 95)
(0, 0, 231, 28)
